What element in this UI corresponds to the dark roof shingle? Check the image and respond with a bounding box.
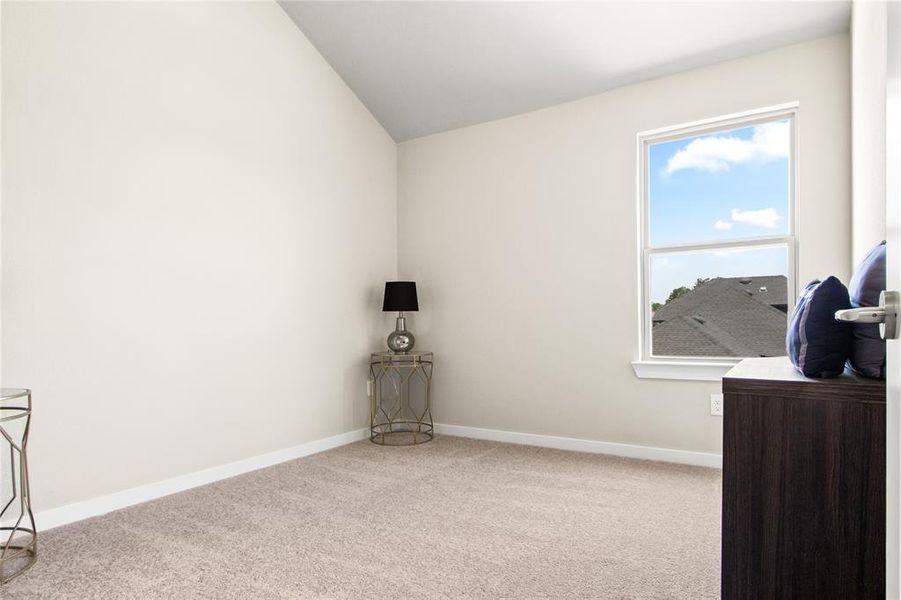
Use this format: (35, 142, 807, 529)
(652, 275, 788, 358)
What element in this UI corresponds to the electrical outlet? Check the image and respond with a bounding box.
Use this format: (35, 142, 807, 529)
(366, 379, 374, 397)
(710, 393, 724, 416)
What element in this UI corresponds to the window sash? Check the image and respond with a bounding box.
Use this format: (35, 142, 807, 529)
(642, 240, 796, 362)
(637, 104, 798, 364)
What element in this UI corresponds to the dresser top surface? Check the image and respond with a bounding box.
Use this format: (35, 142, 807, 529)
(723, 357, 885, 402)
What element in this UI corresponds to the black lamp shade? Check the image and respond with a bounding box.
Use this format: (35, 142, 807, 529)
(383, 281, 418, 312)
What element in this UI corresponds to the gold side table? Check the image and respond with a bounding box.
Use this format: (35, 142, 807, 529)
(369, 351, 433, 446)
(0, 388, 36, 585)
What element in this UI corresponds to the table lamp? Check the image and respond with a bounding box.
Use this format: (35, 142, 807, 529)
(383, 281, 418, 353)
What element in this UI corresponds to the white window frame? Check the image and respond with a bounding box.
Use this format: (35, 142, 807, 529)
(632, 103, 799, 381)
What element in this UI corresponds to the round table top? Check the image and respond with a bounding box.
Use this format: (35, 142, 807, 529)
(370, 351, 433, 364)
(0, 388, 31, 402)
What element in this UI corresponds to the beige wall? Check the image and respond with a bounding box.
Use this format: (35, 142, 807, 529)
(398, 34, 851, 455)
(851, 0, 888, 264)
(1, 2, 397, 512)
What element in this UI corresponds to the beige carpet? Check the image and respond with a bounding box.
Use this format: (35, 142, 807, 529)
(4, 436, 722, 599)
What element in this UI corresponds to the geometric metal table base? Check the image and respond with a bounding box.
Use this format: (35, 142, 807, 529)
(370, 420, 434, 446)
(369, 352, 433, 446)
(0, 388, 36, 585)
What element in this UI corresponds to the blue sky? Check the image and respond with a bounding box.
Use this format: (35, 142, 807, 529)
(648, 120, 790, 303)
(651, 246, 787, 304)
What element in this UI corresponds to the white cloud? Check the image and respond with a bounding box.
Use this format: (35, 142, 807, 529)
(730, 207, 782, 228)
(663, 120, 789, 175)
(714, 220, 733, 230)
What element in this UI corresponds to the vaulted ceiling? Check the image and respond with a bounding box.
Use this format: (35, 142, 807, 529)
(280, 1, 850, 141)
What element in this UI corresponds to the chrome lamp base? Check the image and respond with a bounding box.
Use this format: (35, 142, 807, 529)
(387, 313, 415, 353)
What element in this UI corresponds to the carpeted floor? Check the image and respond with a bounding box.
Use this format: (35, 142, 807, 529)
(4, 436, 722, 599)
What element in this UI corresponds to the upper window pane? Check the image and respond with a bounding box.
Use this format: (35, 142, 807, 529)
(648, 119, 790, 247)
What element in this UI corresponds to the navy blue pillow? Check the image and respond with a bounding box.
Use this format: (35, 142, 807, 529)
(786, 276, 852, 378)
(848, 241, 887, 378)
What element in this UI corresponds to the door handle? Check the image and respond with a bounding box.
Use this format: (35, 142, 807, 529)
(835, 290, 900, 340)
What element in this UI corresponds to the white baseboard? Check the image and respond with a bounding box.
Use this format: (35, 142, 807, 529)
(30, 427, 369, 531)
(434, 423, 722, 468)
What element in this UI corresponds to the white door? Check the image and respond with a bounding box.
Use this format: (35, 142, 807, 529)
(887, 2, 901, 597)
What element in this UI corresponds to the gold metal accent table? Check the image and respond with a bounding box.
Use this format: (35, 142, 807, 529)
(369, 352, 433, 445)
(1, 388, 36, 584)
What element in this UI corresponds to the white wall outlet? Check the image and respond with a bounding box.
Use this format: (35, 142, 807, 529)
(710, 393, 724, 416)
(366, 379, 374, 398)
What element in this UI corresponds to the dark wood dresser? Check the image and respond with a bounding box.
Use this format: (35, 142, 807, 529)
(721, 357, 886, 599)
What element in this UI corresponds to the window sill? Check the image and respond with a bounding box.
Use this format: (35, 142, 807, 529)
(631, 360, 737, 382)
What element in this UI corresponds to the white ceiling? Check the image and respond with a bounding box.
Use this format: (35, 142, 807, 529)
(280, 1, 850, 141)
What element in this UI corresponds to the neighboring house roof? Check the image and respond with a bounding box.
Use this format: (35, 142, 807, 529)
(652, 275, 788, 358)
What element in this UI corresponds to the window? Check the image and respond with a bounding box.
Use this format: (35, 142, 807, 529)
(635, 105, 797, 379)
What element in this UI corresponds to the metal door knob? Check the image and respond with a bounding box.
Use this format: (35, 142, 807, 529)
(835, 290, 899, 340)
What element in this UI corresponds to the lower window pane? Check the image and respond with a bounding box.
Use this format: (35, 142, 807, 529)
(650, 245, 789, 358)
